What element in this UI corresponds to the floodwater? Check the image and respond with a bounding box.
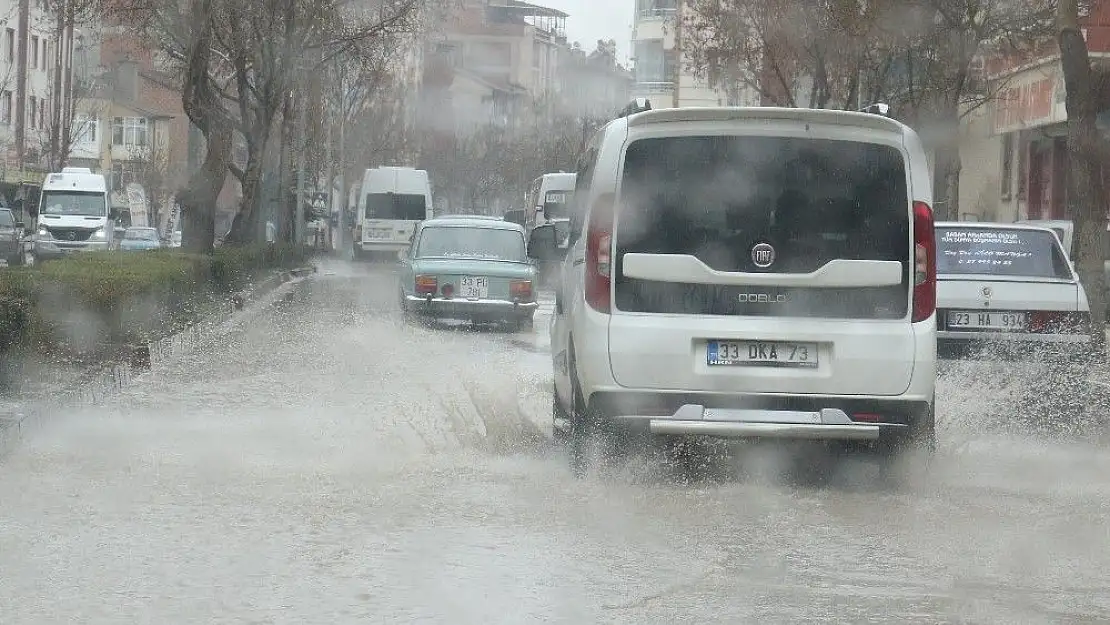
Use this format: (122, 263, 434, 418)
(1, 259, 1109, 624)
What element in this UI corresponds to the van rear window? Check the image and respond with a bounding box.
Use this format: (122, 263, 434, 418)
(366, 193, 426, 221)
(613, 135, 911, 318)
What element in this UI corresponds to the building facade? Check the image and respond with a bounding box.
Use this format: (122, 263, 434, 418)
(630, 0, 758, 109)
(957, 2, 1110, 223)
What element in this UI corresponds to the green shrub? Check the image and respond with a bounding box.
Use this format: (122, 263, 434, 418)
(0, 245, 312, 354)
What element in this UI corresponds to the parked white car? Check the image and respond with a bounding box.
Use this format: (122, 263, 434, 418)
(544, 104, 938, 475)
(935, 221, 1092, 359)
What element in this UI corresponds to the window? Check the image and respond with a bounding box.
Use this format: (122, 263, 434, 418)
(39, 98, 45, 128)
(415, 226, 526, 261)
(613, 135, 911, 319)
(28, 96, 35, 129)
(364, 193, 426, 220)
(1, 91, 11, 125)
(42, 38, 48, 70)
(936, 227, 1072, 280)
(634, 40, 667, 83)
(1000, 133, 1014, 200)
(30, 36, 38, 69)
(5, 29, 13, 63)
(74, 116, 98, 144)
(111, 162, 127, 190)
(112, 116, 148, 147)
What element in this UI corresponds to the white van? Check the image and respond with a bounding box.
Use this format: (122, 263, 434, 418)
(545, 105, 937, 474)
(528, 172, 576, 230)
(355, 167, 433, 259)
(33, 167, 114, 262)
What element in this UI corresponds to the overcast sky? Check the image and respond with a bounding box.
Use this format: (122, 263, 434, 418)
(541, 0, 634, 66)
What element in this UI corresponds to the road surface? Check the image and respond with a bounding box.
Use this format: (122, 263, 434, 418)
(2, 260, 1109, 624)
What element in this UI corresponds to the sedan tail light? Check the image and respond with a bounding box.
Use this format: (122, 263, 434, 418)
(1029, 310, 1090, 334)
(415, 275, 438, 295)
(510, 279, 533, 301)
(912, 201, 936, 323)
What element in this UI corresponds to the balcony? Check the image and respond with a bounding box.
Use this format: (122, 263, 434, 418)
(638, 7, 676, 19)
(631, 81, 675, 103)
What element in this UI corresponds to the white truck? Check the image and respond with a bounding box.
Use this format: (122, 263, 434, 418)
(354, 166, 433, 260)
(33, 167, 115, 262)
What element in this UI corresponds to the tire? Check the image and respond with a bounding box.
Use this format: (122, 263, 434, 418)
(875, 401, 935, 485)
(516, 314, 535, 332)
(565, 347, 639, 478)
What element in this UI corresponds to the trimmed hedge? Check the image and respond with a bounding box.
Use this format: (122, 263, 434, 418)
(0, 244, 309, 355)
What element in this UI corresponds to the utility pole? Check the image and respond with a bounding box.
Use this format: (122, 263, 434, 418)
(336, 66, 347, 257)
(294, 91, 306, 248)
(15, 0, 29, 169)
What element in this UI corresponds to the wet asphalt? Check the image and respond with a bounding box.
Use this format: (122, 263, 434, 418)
(1, 259, 1109, 624)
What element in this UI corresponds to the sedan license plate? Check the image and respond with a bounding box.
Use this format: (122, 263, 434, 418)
(459, 276, 489, 299)
(947, 310, 1026, 331)
(708, 341, 818, 368)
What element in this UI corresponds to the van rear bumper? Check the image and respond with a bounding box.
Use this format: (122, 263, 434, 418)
(576, 391, 931, 442)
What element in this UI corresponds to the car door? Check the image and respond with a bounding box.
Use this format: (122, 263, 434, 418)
(552, 139, 601, 410)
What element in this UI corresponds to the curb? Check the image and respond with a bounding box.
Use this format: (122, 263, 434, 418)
(0, 263, 318, 456)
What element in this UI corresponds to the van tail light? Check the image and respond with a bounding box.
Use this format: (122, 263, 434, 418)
(912, 201, 936, 323)
(415, 275, 438, 295)
(585, 193, 616, 313)
(510, 279, 534, 301)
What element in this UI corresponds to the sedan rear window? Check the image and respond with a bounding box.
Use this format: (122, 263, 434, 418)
(936, 227, 1073, 280)
(416, 226, 525, 261)
(0, 210, 12, 227)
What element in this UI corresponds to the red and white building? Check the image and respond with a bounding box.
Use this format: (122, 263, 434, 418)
(958, 2, 1110, 223)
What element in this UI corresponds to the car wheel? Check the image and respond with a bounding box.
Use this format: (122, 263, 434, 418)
(552, 383, 571, 447)
(875, 401, 935, 485)
(516, 314, 535, 332)
(566, 348, 637, 478)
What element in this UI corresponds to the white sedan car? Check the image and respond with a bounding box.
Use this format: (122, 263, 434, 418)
(935, 221, 1093, 359)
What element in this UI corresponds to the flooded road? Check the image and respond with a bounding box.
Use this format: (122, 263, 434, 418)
(2, 260, 1109, 624)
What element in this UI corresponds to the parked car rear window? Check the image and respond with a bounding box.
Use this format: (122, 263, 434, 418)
(614, 134, 911, 318)
(936, 227, 1073, 280)
(416, 226, 525, 261)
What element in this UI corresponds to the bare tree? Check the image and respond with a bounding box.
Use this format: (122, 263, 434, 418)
(1057, 0, 1107, 348)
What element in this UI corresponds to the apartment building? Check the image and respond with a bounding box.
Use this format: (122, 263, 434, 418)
(630, 0, 757, 109)
(425, 0, 569, 133)
(0, 0, 68, 180)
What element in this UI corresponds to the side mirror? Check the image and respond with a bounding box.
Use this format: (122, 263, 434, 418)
(527, 224, 558, 260)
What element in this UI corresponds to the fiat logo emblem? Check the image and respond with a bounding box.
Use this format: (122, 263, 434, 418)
(751, 242, 776, 268)
(981, 286, 993, 298)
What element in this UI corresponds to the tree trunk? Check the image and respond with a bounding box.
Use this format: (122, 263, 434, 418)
(1059, 0, 1108, 351)
(227, 147, 267, 244)
(178, 123, 230, 254)
(176, 0, 229, 253)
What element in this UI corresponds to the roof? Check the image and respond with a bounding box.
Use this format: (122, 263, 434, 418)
(623, 106, 912, 135)
(935, 221, 1057, 232)
(489, 0, 568, 19)
(423, 216, 525, 231)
